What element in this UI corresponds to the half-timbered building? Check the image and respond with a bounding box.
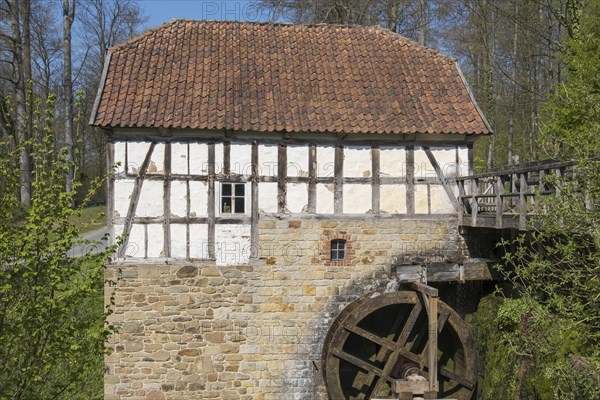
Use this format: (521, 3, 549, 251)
(91, 20, 491, 399)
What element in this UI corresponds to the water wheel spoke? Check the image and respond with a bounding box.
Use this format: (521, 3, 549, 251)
(330, 348, 384, 378)
(343, 324, 396, 350)
(437, 311, 450, 333)
(440, 367, 475, 390)
(395, 301, 423, 347)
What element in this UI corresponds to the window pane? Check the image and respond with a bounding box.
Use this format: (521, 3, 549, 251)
(222, 183, 232, 196)
(234, 197, 245, 213)
(222, 197, 232, 213)
(235, 184, 245, 196)
(331, 239, 346, 260)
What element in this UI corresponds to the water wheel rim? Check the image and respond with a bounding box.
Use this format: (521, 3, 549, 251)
(322, 291, 477, 400)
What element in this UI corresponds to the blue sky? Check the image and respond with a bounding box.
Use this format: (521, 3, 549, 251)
(139, 0, 271, 28)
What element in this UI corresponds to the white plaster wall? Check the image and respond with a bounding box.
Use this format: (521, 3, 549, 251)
(170, 224, 187, 258)
(171, 143, 189, 175)
(126, 224, 145, 258)
(189, 143, 208, 175)
(137, 181, 164, 217)
(113, 224, 124, 248)
(215, 224, 251, 265)
(231, 143, 252, 176)
(287, 183, 308, 213)
(414, 147, 438, 181)
(259, 144, 278, 177)
(414, 146, 457, 180)
(114, 141, 126, 174)
(287, 145, 309, 177)
(316, 184, 334, 214)
(258, 182, 278, 213)
(380, 146, 406, 177)
(429, 185, 455, 214)
(127, 142, 149, 173)
(317, 145, 335, 177)
(415, 185, 429, 214)
(114, 180, 134, 219)
(380, 185, 407, 214)
(147, 224, 164, 257)
(214, 143, 224, 174)
(189, 224, 209, 259)
(457, 145, 470, 176)
(170, 181, 188, 218)
(343, 184, 371, 214)
(189, 181, 208, 217)
(344, 146, 372, 177)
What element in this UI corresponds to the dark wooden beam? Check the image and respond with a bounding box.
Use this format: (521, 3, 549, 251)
(308, 144, 317, 213)
(163, 143, 172, 258)
(334, 146, 343, 214)
(118, 142, 156, 258)
(207, 143, 216, 258)
(422, 146, 459, 210)
(371, 146, 380, 214)
(406, 146, 415, 215)
(251, 141, 259, 259)
(278, 144, 287, 213)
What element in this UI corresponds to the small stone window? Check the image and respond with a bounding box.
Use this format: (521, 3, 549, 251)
(330, 239, 346, 261)
(221, 183, 245, 214)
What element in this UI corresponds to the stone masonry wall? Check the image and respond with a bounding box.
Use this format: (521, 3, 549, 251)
(105, 217, 468, 400)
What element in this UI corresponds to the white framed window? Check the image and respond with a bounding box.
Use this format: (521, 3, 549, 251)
(330, 239, 346, 261)
(220, 183, 246, 214)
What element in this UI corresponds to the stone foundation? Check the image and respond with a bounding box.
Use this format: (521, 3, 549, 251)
(105, 217, 467, 399)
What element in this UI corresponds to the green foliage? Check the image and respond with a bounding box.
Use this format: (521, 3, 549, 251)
(0, 94, 118, 399)
(486, 2, 600, 397)
(475, 294, 600, 400)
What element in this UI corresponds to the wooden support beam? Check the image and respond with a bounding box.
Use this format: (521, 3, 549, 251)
(163, 142, 172, 258)
(308, 144, 317, 213)
(495, 176, 505, 229)
(118, 142, 156, 258)
(207, 143, 216, 259)
(250, 141, 259, 259)
(278, 144, 287, 213)
(519, 172, 527, 230)
(223, 141, 231, 175)
(406, 146, 415, 215)
(334, 146, 343, 214)
(186, 143, 190, 260)
(422, 147, 459, 210)
(371, 146, 380, 214)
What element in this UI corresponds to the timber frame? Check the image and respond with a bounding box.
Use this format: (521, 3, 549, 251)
(106, 129, 473, 261)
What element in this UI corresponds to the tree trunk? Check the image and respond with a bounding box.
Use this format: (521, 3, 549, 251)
(63, 0, 75, 198)
(417, 0, 426, 44)
(10, 0, 31, 207)
(508, 0, 519, 165)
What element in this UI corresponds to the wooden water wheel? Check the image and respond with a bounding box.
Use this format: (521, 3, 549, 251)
(322, 291, 476, 399)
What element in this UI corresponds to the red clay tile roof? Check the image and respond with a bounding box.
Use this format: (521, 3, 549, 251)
(91, 20, 492, 135)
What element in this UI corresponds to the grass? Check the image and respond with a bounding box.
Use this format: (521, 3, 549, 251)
(70, 205, 106, 234)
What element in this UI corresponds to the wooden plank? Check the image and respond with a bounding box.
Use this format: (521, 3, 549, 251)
(308, 144, 317, 213)
(89, 52, 112, 125)
(344, 324, 396, 350)
(207, 143, 215, 258)
(334, 146, 343, 214)
(250, 141, 259, 259)
(118, 142, 156, 258)
(457, 179, 466, 225)
(408, 282, 439, 297)
(278, 144, 287, 213)
(428, 296, 438, 392)
(163, 142, 172, 258)
(371, 146, 380, 214)
(144, 223, 148, 259)
(470, 178, 478, 227)
(406, 146, 415, 214)
(422, 147, 459, 210)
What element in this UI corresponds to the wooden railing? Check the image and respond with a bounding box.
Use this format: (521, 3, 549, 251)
(456, 160, 576, 230)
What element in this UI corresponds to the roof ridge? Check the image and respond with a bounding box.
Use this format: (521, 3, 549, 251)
(108, 19, 451, 61)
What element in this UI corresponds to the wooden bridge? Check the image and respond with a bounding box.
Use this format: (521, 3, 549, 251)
(456, 160, 577, 230)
